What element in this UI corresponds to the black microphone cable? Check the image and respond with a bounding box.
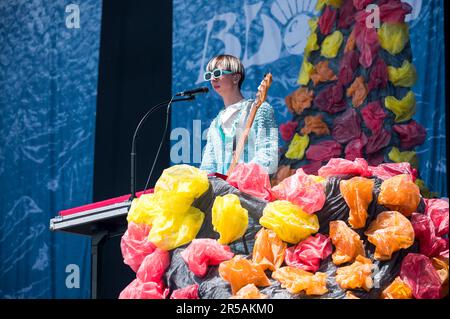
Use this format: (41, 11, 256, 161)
(142, 94, 175, 194)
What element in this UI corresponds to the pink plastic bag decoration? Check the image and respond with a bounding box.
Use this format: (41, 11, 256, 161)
(379, 0, 413, 24)
(393, 121, 426, 149)
(137, 248, 171, 284)
(361, 101, 386, 133)
(400, 253, 442, 299)
(339, 50, 360, 86)
(353, 0, 372, 10)
(121, 222, 156, 272)
(368, 57, 388, 92)
(181, 238, 234, 278)
(280, 121, 298, 142)
(285, 233, 332, 273)
(318, 158, 370, 178)
(119, 279, 169, 299)
(424, 198, 449, 237)
(319, 5, 337, 36)
(368, 162, 417, 182)
(439, 240, 449, 259)
(170, 284, 199, 299)
(227, 163, 273, 201)
(332, 108, 362, 144)
(365, 128, 391, 155)
(338, 0, 355, 29)
(271, 168, 326, 214)
(306, 140, 342, 162)
(314, 83, 347, 114)
(354, 11, 380, 68)
(345, 134, 368, 161)
(411, 213, 448, 258)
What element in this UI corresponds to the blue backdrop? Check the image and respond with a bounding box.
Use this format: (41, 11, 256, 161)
(0, 0, 101, 298)
(171, 0, 447, 196)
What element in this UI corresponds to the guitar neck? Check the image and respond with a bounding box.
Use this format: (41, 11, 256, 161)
(226, 100, 261, 175)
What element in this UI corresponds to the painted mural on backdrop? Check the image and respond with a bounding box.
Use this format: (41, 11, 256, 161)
(172, 0, 447, 196)
(0, 0, 101, 297)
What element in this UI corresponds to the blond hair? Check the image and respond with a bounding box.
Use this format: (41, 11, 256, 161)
(206, 54, 245, 89)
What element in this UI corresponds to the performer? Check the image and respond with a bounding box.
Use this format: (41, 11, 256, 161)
(200, 54, 278, 175)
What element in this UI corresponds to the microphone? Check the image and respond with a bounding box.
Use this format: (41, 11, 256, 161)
(175, 87, 209, 97)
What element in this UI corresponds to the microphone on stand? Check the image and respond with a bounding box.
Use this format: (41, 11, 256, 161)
(129, 94, 197, 201)
(129, 86, 209, 201)
(175, 87, 209, 97)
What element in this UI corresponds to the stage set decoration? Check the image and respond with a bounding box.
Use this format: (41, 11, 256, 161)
(275, 0, 431, 196)
(120, 162, 448, 299)
(120, 0, 448, 299)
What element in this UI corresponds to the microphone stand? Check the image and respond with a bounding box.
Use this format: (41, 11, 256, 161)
(129, 95, 195, 201)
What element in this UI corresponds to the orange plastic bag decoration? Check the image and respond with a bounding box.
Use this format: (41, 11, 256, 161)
(432, 257, 449, 297)
(344, 28, 356, 53)
(340, 177, 374, 229)
(285, 87, 314, 115)
(219, 256, 270, 295)
(346, 76, 368, 108)
(301, 114, 330, 136)
(272, 266, 328, 295)
(365, 211, 415, 261)
(381, 277, 413, 299)
(229, 284, 268, 299)
(335, 255, 374, 291)
(310, 60, 338, 86)
(329, 220, 366, 265)
(252, 228, 287, 272)
(377, 174, 420, 217)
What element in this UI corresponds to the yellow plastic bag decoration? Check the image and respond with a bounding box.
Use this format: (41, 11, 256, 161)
(384, 91, 416, 123)
(377, 174, 420, 217)
(378, 23, 409, 55)
(252, 228, 287, 271)
(365, 211, 415, 260)
(229, 284, 268, 299)
(127, 193, 162, 226)
(315, 0, 343, 11)
(381, 277, 413, 299)
(297, 58, 314, 85)
(148, 206, 205, 250)
(304, 32, 319, 57)
(260, 200, 319, 244)
(272, 266, 328, 295)
(388, 60, 417, 87)
(335, 255, 374, 291)
(340, 177, 374, 229)
(308, 17, 318, 33)
(212, 194, 248, 245)
(154, 164, 209, 214)
(285, 133, 310, 160)
(388, 147, 418, 169)
(321, 31, 344, 59)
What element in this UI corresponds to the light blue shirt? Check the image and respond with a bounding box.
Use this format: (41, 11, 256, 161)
(200, 99, 279, 175)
